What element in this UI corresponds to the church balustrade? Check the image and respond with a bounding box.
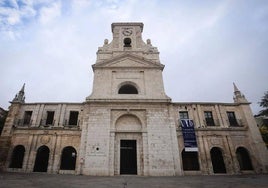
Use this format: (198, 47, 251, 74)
(227, 118, 244, 127)
(203, 119, 221, 127)
(63, 119, 80, 128)
(13, 118, 33, 127)
(39, 119, 55, 127)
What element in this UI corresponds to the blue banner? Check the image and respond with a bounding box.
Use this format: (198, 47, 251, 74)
(180, 119, 198, 152)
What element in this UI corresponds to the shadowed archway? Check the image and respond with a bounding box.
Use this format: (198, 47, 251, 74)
(60, 146, 77, 170)
(33, 145, 50, 172)
(9, 145, 25, 168)
(210, 147, 226, 173)
(181, 149, 200, 171)
(236, 147, 253, 170)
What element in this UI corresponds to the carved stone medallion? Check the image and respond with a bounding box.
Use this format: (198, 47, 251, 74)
(40, 135, 50, 144)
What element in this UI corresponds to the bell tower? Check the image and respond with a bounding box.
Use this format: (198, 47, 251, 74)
(111, 22, 144, 50)
(86, 22, 170, 102)
(82, 23, 180, 176)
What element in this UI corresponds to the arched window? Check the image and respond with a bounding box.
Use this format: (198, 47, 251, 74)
(181, 149, 200, 171)
(236, 147, 253, 170)
(60, 146, 77, 170)
(9, 145, 25, 168)
(210, 147, 226, 173)
(33, 145, 50, 172)
(118, 84, 138, 94)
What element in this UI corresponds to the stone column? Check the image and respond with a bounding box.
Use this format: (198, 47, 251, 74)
(203, 137, 212, 174)
(226, 136, 240, 173)
(24, 134, 34, 171)
(222, 135, 235, 174)
(27, 135, 38, 172)
(142, 132, 149, 176)
(54, 104, 62, 127)
(32, 104, 41, 127)
(192, 104, 201, 127)
(215, 105, 224, 127)
(109, 132, 115, 176)
(198, 135, 209, 174)
(59, 104, 67, 127)
(218, 105, 228, 128)
(36, 104, 45, 126)
(197, 105, 204, 127)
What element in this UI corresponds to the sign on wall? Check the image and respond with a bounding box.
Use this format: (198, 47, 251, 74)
(180, 119, 198, 152)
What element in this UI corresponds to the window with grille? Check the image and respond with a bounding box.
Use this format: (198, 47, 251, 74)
(179, 111, 189, 119)
(204, 111, 215, 126)
(227, 111, 238, 126)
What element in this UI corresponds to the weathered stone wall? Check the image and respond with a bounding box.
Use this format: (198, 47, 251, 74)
(174, 102, 268, 174)
(6, 129, 81, 173)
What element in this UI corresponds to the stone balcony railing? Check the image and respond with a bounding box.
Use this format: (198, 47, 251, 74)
(176, 118, 245, 130)
(13, 118, 80, 129)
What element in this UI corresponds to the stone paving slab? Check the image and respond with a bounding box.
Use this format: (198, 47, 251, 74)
(0, 172, 268, 188)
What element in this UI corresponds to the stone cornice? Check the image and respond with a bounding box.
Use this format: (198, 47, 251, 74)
(111, 22, 144, 32)
(172, 101, 251, 106)
(93, 53, 164, 70)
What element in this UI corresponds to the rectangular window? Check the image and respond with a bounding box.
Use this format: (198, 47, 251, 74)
(204, 111, 215, 126)
(68, 111, 79, 126)
(23, 111, 32, 125)
(179, 111, 189, 119)
(227, 111, 238, 126)
(46, 111, 54, 125)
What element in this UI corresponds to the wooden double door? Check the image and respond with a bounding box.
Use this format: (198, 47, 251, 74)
(120, 140, 137, 175)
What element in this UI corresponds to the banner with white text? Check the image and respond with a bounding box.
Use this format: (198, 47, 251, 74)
(180, 119, 198, 152)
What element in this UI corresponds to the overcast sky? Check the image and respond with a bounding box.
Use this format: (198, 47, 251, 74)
(0, 0, 267, 115)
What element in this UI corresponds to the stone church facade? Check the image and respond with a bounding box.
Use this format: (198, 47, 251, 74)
(0, 22, 267, 176)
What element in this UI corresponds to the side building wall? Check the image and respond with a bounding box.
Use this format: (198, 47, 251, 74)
(1, 101, 267, 175)
(1, 103, 82, 174)
(174, 103, 268, 175)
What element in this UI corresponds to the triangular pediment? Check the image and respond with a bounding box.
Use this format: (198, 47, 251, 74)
(93, 53, 164, 69)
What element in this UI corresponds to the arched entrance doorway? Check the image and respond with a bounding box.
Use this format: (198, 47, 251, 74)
(181, 149, 200, 171)
(210, 147, 226, 173)
(33, 145, 50, 172)
(114, 114, 143, 175)
(60, 146, 77, 170)
(236, 147, 253, 170)
(9, 145, 25, 168)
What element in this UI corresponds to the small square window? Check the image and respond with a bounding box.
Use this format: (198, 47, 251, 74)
(227, 111, 238, 126)
(23, 111, 32, 125)
(179, 111, 189, 119)
(204, 111, 215, 126)
(46, 111, 54, 125)
(68, 111, 79, 126)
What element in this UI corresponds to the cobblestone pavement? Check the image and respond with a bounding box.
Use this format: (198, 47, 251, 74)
(0, 172, 268, 188)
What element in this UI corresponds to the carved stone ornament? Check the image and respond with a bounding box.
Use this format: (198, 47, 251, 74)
(122, 28, 133, 36)
(40, 135, 50, 144)
(210, 137, 221, 145)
